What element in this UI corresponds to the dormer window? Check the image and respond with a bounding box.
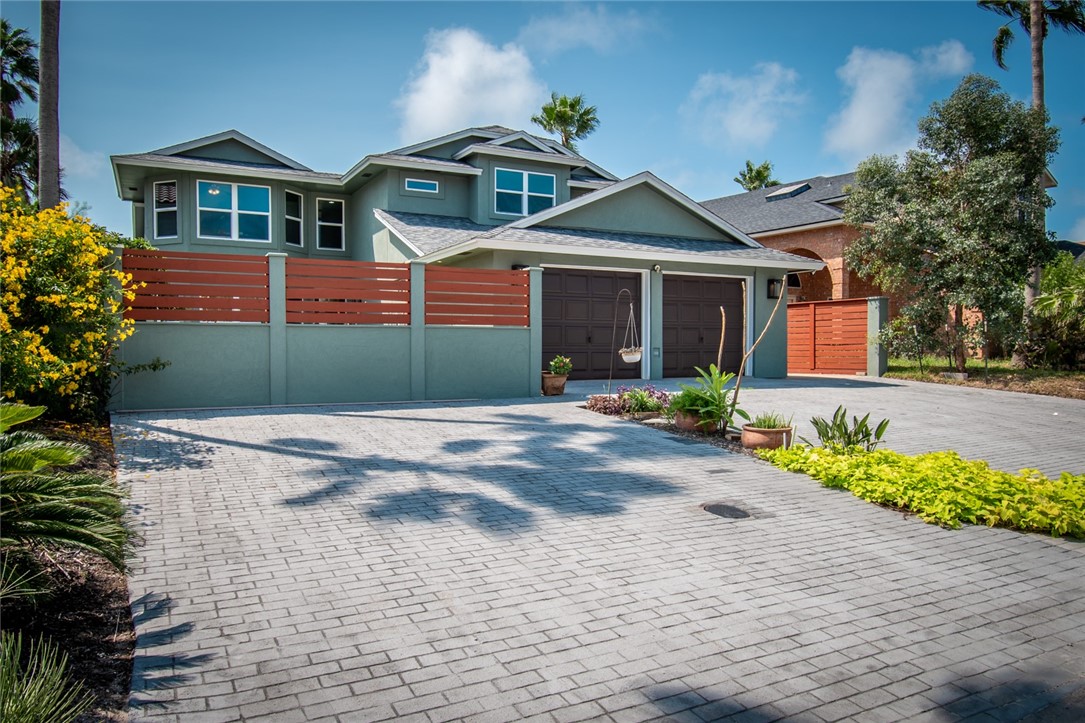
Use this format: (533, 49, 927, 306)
(495, 168, 555, 216)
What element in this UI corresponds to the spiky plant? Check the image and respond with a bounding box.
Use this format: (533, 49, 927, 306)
(0, 631, 93, 722)
(0, 403, 129, 595)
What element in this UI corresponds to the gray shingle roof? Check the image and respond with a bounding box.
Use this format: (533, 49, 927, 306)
(700, 172, 856, 235)
(376, 210, 818, 266)
(375, 210, 495, 255)
(112, 153, 342, 181)
(368, 153, 479, 171)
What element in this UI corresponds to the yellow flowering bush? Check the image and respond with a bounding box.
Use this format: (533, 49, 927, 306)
(1, 186, 148, 415)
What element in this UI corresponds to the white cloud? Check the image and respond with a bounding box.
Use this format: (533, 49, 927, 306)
(396, 28, 547, 143)
(60, 134, 106, 179)
(517, 4, 650, 55)
(679, 62, 806, 149)
(824, 41, 974, 164)
(1070, 216, 1085, 241)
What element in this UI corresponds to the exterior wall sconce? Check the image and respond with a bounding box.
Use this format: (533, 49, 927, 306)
(767, 278, 783, 299)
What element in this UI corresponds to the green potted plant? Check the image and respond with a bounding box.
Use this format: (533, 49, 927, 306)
(741, 411, 794, 450)
(542, 355, 572, 396)
(666, 364, 749, 433)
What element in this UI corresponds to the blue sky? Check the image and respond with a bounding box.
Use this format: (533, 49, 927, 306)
(4, 0, 1083, 240)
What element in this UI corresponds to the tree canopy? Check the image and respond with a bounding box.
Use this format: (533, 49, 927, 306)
(734, 160, 781, 191)
(530, 93, 599, 153)
(843, 74, 1059, 371)
(1, 19, 40, 201)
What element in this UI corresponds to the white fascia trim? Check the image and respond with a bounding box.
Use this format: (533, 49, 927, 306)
(451, 144, 589, 166)
(149, 130, 312, 171)
(420, 237, 826, 270)
(388, 127, 504, 157)
(749, 219, 847, 239)
(372, 210, 424, 257)
(568, 179, 614, 189)
(112, 156, 340, 188)
(488, 131, 556, 154)
(506, 171, 762, 248)
(342, 156, 482, 185)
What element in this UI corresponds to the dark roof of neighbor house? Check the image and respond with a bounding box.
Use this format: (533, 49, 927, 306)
(1055, 240, 1085, 260)
(376, 210, 815, 265)
(700, 172, 856, 235)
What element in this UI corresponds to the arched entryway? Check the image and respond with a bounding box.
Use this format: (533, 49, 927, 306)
(784, 248, 833, 302)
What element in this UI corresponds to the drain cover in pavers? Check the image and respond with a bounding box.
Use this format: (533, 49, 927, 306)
(703, 502, 750, 519)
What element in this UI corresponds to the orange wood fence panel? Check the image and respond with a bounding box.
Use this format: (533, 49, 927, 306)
(124, 249, 269, 322)
(787, 299, 868, 374)
(286, 258, 410, 325)
(424, 266, 529, 326)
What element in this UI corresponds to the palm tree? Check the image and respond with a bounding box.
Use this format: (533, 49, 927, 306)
(38, 0, 61, 209)
(979, 0, 1084, 364)
(531, 92, 599, 153)
(734, 160, 782, 191)
(0, 19, 39, 121)
(1, 116, 38, 200)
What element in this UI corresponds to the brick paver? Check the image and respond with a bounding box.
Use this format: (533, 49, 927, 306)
(114, 377, 1085, 721)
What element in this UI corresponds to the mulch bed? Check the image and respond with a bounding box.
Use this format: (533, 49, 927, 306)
(2, 419, 134, 722)
(617, 414, 767, 459)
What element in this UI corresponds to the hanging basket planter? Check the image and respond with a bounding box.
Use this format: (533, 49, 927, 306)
(619, 347, 643, 364)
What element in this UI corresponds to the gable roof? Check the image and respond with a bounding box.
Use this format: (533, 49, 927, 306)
(700, 172, 856, 235)
(149, 129, 313, 171)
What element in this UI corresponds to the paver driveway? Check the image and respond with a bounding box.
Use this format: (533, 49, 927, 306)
(113, 378, 1085, 722)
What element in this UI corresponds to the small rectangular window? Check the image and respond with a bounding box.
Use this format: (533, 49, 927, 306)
(316, 198, 344, 251)
(494, 168, 555, 216)
(153, 181, 177, 239)
(285, 191, 303, 247)
(405, 178, 439, 194)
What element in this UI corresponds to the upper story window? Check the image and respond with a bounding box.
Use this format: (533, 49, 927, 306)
(153, 181, 177, 239)
(285, 190, 303, 247)
(197, 180, 271, 241)
(405, 178, 439, 194)
(316, 198, 344, 251)
(495, 168, 555, 216)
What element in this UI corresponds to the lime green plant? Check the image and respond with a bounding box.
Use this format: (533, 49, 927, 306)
(548, 355, 573, 376)
(761, 445, 1085, 538)
(0, 631, 92, 722)
(802, 405, 889, 453)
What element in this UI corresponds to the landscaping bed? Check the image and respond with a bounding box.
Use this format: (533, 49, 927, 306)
(1, 419, 134, 722)
(886, 357, 1085, 400)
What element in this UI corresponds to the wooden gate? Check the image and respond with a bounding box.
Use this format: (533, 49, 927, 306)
(787, 299, 869, 374)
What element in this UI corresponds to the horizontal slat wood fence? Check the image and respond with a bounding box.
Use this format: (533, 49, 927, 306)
(787, 299, 868, 374)
(285, 258, 410, 325)
(123, 251, 531, 327)
(123, 249, 270, 322)
(424, 266, 530, 327)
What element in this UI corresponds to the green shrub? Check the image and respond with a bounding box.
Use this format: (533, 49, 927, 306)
(802, 405, 889, 453)
(0, 631, 92, 722)
(748, 411, 793, 429)
(667, 364, 749, 431)
(760, 445, 1085, 537)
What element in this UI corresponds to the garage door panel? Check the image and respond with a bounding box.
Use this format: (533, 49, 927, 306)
(543, 269, 642, 380)
(663, 275, 744, 377)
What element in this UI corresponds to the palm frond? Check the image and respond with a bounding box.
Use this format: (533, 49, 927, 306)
(0, 631, 93, 723)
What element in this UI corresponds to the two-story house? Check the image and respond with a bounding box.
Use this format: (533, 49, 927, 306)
(112, 126, 822, 381)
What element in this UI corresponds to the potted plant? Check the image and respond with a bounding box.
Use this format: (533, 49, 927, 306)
(668, 388, 716, 432)
(666, 364, 749, 433)
(542, 355, 572, 396)
(741, 411, 794, 450)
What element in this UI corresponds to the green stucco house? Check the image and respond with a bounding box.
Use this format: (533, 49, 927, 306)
(112, 126, 822, 385)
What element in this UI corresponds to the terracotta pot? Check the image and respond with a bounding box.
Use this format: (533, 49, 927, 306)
(623, 411, 661, 421)
(674, 410, 717, 433)
(740, 425, 794, 450)
(541, 372, 568, 396)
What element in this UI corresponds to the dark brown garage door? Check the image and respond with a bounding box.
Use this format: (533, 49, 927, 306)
(542, 269, 642, 380)
(663, 275, 745, 377)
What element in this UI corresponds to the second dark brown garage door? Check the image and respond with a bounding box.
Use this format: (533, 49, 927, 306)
(542, 268, 642, 380)
(663, 275, 745, 377)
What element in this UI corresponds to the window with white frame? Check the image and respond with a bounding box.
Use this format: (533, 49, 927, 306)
(405, 178, 439, 194)
(197, 180, 271, 241)
(316, 198, 344, 250)
(153, 181, 178, 239)
(285, 190, 303, 247)
(495, 168, 555, 216)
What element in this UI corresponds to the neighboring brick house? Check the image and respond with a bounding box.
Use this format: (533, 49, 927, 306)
(700, 173, 893, 312)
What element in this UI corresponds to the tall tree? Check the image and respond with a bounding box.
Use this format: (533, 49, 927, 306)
(530, 92, 599, 153)
(843, 75, 1058, 373)
(1, 116, 39, 199)
(1, 19, 39, 120)
(734, 160, 781, 191)
(38, 0, 61, 210)
(979, 0, 1085, 364)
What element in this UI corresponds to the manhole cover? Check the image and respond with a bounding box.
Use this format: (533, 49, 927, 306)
(703, 502, 750, 519)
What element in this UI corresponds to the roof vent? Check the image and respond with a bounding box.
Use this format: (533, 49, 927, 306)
(766, 182, 810, 201)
